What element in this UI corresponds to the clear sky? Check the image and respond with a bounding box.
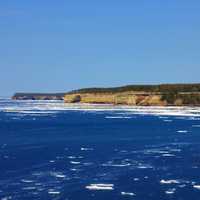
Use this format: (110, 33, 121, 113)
(0, 0, 200, 96)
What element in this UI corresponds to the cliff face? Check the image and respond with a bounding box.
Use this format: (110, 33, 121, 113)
(64, 83, 200, 106)
(12, 83, 200, 106)
(64, 92, 167, 106)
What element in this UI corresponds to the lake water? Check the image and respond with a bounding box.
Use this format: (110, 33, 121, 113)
(1, 99, 200, 200)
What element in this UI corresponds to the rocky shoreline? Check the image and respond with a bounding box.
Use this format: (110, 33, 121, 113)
(12, 84, 200, 106)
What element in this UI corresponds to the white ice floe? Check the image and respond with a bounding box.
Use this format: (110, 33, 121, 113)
(121, 192, 136, 196)
(160, 179, 180, 184)
(86, 184, 114, 191)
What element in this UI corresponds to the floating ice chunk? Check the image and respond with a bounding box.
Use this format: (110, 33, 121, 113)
(160, 179, 180, 184)
(121, 192, 136, 196)
(86, 184, 114, 191)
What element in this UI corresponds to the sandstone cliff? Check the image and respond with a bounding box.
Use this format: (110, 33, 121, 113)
(64, 92, 167, 106)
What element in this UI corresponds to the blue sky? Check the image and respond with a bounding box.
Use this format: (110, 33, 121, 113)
(0, 0, 200, 96)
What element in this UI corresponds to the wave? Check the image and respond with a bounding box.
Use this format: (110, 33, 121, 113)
(1, 99, 200, 117)
(86, 184, 114, 191)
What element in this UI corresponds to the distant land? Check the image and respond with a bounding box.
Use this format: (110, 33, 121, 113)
(12, 83, 200, 106)
(12, 93, 65, 100)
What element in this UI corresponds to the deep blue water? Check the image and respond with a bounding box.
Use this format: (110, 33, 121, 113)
(1, 100, 200, 199)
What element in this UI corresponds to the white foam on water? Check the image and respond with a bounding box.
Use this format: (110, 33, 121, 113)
(86, 184, 114, 191)
(102, 163, 131, 167)
(179, 184, 187, 188)
(81, 147, 93, 151)
(121, 192, 136, 196)
(105, 116, 132, 119)
(137, 164, 153, 169)
(22, 187, 36, 190)
(165, 188, 176, 194)
(193, 185, 200, 190)
(70, 161, 81, 165)
(177, 130, 188, 133)
(50, 172, 66, 178)
(160, 179, 180, 184)
(48, 190, 61, 195)
(70, 168, 79, 171)
(192, 125, 200, 127)
(1, 196, 12, 200)
(162, 154, 175, 157)
(83, 162, 94, 166)
(3, 100, 200, 117)
(68, 156, 76, 159)
(145, 150, 169, 154)
(21, 179, 34, 183)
